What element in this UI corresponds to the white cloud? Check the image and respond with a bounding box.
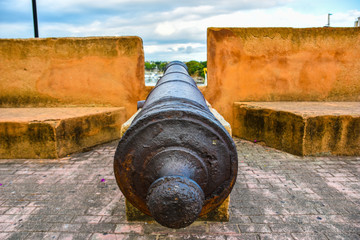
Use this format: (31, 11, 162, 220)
(155, 22, 176, 36)
(34, 0, 291, 13)
(0, 1, 359, 60)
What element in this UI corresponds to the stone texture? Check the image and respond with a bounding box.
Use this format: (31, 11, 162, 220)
(0, 37, 150, 118)
(0, 108, 126, 159)
(233, 102, 360, 156)
(204, 27, 360, 125)
(0, 138, 359, 239)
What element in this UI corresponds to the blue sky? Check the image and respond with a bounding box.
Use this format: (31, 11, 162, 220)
(0, 0, 359, 61)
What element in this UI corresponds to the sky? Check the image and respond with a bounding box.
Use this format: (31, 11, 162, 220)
(0, 0, 359, 61)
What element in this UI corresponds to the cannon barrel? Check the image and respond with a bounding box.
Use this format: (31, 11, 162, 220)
(114, 61, 238, 229)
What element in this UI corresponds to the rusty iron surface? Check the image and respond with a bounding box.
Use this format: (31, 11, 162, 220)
(114, 61, 238, 229)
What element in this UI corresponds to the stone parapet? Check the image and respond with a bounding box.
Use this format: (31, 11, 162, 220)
(0, 37, 148, 118)
(204, 27, 360, 125)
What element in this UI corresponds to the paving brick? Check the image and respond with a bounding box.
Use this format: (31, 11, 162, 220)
(58, 233, 92, 240)
(73, 216, 102, 224)
(51, 223, 83, 232)
(324, 232, 360, 240)
(99, 216, 126, 224)
(114, 223, 144, 234)
(4, 207, 36, 215)
(0, 207, 10, 215)
(1, 200, 30, 207)
(90, 233, 119, 240)
(0, 233, 9, 239)
(158, 234, 258, 240)
(15, 221, 53, 231)
(0, 222, 18, 231)
(26, 232, 61, 240)
(5, 232, 30, 240)
(45, 215, 75, 223)
(268, 224, 303, 233)
(207, 223, 239, 234)
(0, 138, 359, 239)
(250, 216, 284, 224)
(291, 233, 328, 240)
(79, 223, 116, 233)
(238, 224, 271, 233)
(259, 233, 294, 240)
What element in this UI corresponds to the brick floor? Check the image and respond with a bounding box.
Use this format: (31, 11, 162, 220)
(0, 138, 359, 239)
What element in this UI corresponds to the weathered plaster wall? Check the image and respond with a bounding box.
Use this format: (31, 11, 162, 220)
(204, 28, 360, 124)
(0, 37, 148, 118)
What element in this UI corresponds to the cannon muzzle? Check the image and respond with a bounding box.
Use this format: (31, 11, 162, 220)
(114, 61, 238, 229)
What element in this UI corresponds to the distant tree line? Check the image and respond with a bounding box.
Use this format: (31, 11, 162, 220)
(145, 60, 207, 78)
(145, 61, 167, 72)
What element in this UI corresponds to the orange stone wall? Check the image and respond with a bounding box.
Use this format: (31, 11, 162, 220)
(0, 37, 149, 118)
(203, 28, 360, 124)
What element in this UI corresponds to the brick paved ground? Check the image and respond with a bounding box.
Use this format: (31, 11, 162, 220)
(0, 138, 359, 240)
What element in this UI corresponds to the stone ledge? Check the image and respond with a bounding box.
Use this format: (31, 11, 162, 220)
(233, 102, 360, 156)
(0, 107, 126, 159)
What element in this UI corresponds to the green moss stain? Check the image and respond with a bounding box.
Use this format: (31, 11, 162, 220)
(274, 112, 286, 136)
(28, 123, 55, 142)
(215, 27, 360, 42)
(73, 125, 84, 145)
(0, 36, 141, 61)
(244, 109, 265, 136)
(0, 91, 59, 107)
(328, 117, 342, 150)
(55, 38, 119, 58)
(0, 123, 19, 149)
(346, 118, 360, 150)
(0, 122, 57, 159)
(117, 37, 141, 56)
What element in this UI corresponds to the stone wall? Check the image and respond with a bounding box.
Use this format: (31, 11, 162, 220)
(0, 37, 149, 118)
(204, 27, 360, 124)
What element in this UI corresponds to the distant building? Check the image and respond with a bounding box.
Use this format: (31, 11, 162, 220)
(355, 17, 360, 27)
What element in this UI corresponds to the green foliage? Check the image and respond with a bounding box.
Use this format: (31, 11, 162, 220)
(145, 61, 168, 72)
(145, 61, 156, 71)
(158, 62, 167, 72)
(185, 60, 207, 78)
(145, 60, 207, 78)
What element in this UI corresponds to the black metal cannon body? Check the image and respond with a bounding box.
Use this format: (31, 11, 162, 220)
(114, 61, 238, 229)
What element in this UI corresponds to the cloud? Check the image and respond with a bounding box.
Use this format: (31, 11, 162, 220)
(0, 1, 359, 60)
(144, 43, 206, 61)
(34, 0, 291, 13)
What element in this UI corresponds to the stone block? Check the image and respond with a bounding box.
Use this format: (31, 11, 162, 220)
(233, 102, 360, 156)
(0, 107, 126, 159)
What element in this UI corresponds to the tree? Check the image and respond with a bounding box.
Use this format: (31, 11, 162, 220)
(158, 62, 167, 72)
(145, 61, 156, 71)
(185, 60, 207, 78)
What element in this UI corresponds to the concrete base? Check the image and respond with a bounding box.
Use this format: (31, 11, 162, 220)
(233, 102, 360, 156)
(0, 108, 126, 159)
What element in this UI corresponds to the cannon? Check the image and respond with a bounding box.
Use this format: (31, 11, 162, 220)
(114, 61, 238, 229)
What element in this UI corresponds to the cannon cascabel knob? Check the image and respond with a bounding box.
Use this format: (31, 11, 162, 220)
(146, 176, 204, 229)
